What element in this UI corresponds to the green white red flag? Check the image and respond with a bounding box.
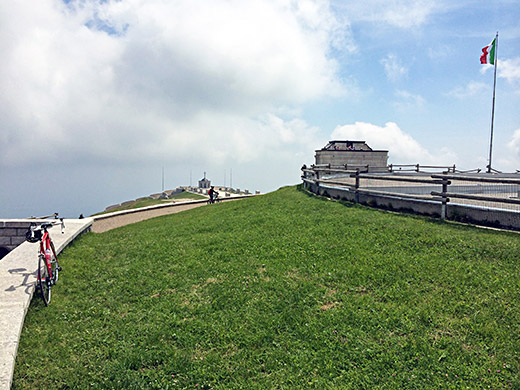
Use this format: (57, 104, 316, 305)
(480, 38, 496, 65)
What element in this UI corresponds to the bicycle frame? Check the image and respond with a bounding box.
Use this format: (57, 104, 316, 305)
(39, 229, 57, 279)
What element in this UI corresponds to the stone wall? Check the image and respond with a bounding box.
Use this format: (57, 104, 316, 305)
(0, 221, 34, 257)
(304, 181, 520, 231)
(315, 150, 388, 169)
(306, 183, 440, 217)
(0, 220, 68, 260)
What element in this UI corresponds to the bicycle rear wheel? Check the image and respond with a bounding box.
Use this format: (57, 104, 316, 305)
(37, 255, 51, 306)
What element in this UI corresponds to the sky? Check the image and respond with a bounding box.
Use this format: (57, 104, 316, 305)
(1, 0, 519, 218)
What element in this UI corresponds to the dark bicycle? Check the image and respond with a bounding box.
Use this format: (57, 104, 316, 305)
(207, 193, 221, 204)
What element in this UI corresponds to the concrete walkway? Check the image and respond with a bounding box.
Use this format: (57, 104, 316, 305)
(91, 195, 253, 233)
(92, 199, 208, 233)
(0, 218, 92, 390)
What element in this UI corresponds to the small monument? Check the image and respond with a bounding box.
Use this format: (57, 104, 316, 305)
(198, 172, 211, 189)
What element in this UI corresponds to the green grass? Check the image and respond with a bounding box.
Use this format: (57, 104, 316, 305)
(169, 191, 207, 201)
(93, 191, 207, 215)
(13, 186, 520, 389)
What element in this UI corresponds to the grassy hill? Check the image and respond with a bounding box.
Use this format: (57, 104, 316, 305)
(13, 186, 520, 389)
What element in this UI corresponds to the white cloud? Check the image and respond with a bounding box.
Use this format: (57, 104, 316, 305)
(507, 128, 520, 160)
(480, 57, 520, 90)
(393, 90, 425, 112)
(499, 57, 520, 87)
(332, 0, 441, 28)
(447, 81, 489, 99)
(499, 129, 520, 172)
(381, 54, 408, 82)
(330, 121, 456, 164)
(0, 0, 348, 168)
(156, 111, 322, 165)
(427, 45, 453, 61)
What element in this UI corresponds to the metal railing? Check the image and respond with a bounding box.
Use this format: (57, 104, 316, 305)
(388, 164, 457, 173)
(306, 163, 458, 174)
(302, 165, 520, 229)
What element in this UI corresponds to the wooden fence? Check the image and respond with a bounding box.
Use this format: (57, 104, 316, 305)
(301, 165, 520, 230)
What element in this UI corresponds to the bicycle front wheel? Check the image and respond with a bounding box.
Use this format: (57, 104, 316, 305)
(37, 255, 51, 306)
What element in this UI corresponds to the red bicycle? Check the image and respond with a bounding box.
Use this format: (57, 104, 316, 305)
(25, 215, 65, 305)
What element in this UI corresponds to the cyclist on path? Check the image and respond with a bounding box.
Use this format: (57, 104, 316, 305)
(208, 186, 219, 203)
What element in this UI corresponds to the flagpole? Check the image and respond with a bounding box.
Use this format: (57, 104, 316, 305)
(487, 32, 498, 173)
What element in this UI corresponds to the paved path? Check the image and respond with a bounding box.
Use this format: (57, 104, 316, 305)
(0, 219, 92, 390)
(92, 200, 207, 233)
(91, 195, 252, 233)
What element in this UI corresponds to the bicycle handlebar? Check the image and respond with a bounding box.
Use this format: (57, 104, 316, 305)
(26, 219, 65, 243)
(27, 218, 65, 239)
(29, 212, 59, 220)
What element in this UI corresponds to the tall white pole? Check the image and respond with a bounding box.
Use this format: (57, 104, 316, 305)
(487, 32, 498, 173)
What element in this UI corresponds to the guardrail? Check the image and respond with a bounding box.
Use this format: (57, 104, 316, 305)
(302, 165, 520, 230)
(305, 163, 459, 174)
(388, 164, 457, 173)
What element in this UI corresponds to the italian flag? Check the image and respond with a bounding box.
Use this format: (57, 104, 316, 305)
(480, 38, 496, 65)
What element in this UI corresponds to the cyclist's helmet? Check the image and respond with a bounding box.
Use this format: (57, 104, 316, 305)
(25, 225, 42, 243)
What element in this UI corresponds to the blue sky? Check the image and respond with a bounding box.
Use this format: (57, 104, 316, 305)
(1, 0, 519, 218)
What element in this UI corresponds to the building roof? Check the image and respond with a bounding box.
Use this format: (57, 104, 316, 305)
(317, 140, 387, 152)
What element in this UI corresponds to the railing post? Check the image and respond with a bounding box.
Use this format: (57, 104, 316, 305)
(440, 178, 449, 220)
(416, 164, 420, 172)
(355, 169, 360, 203)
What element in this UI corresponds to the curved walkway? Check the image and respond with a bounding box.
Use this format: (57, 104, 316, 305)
(92, 200, 207, 233)
(1, 195, 254, 389)
(91, 195, 252, 233)
(0, 219, 93, 390)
